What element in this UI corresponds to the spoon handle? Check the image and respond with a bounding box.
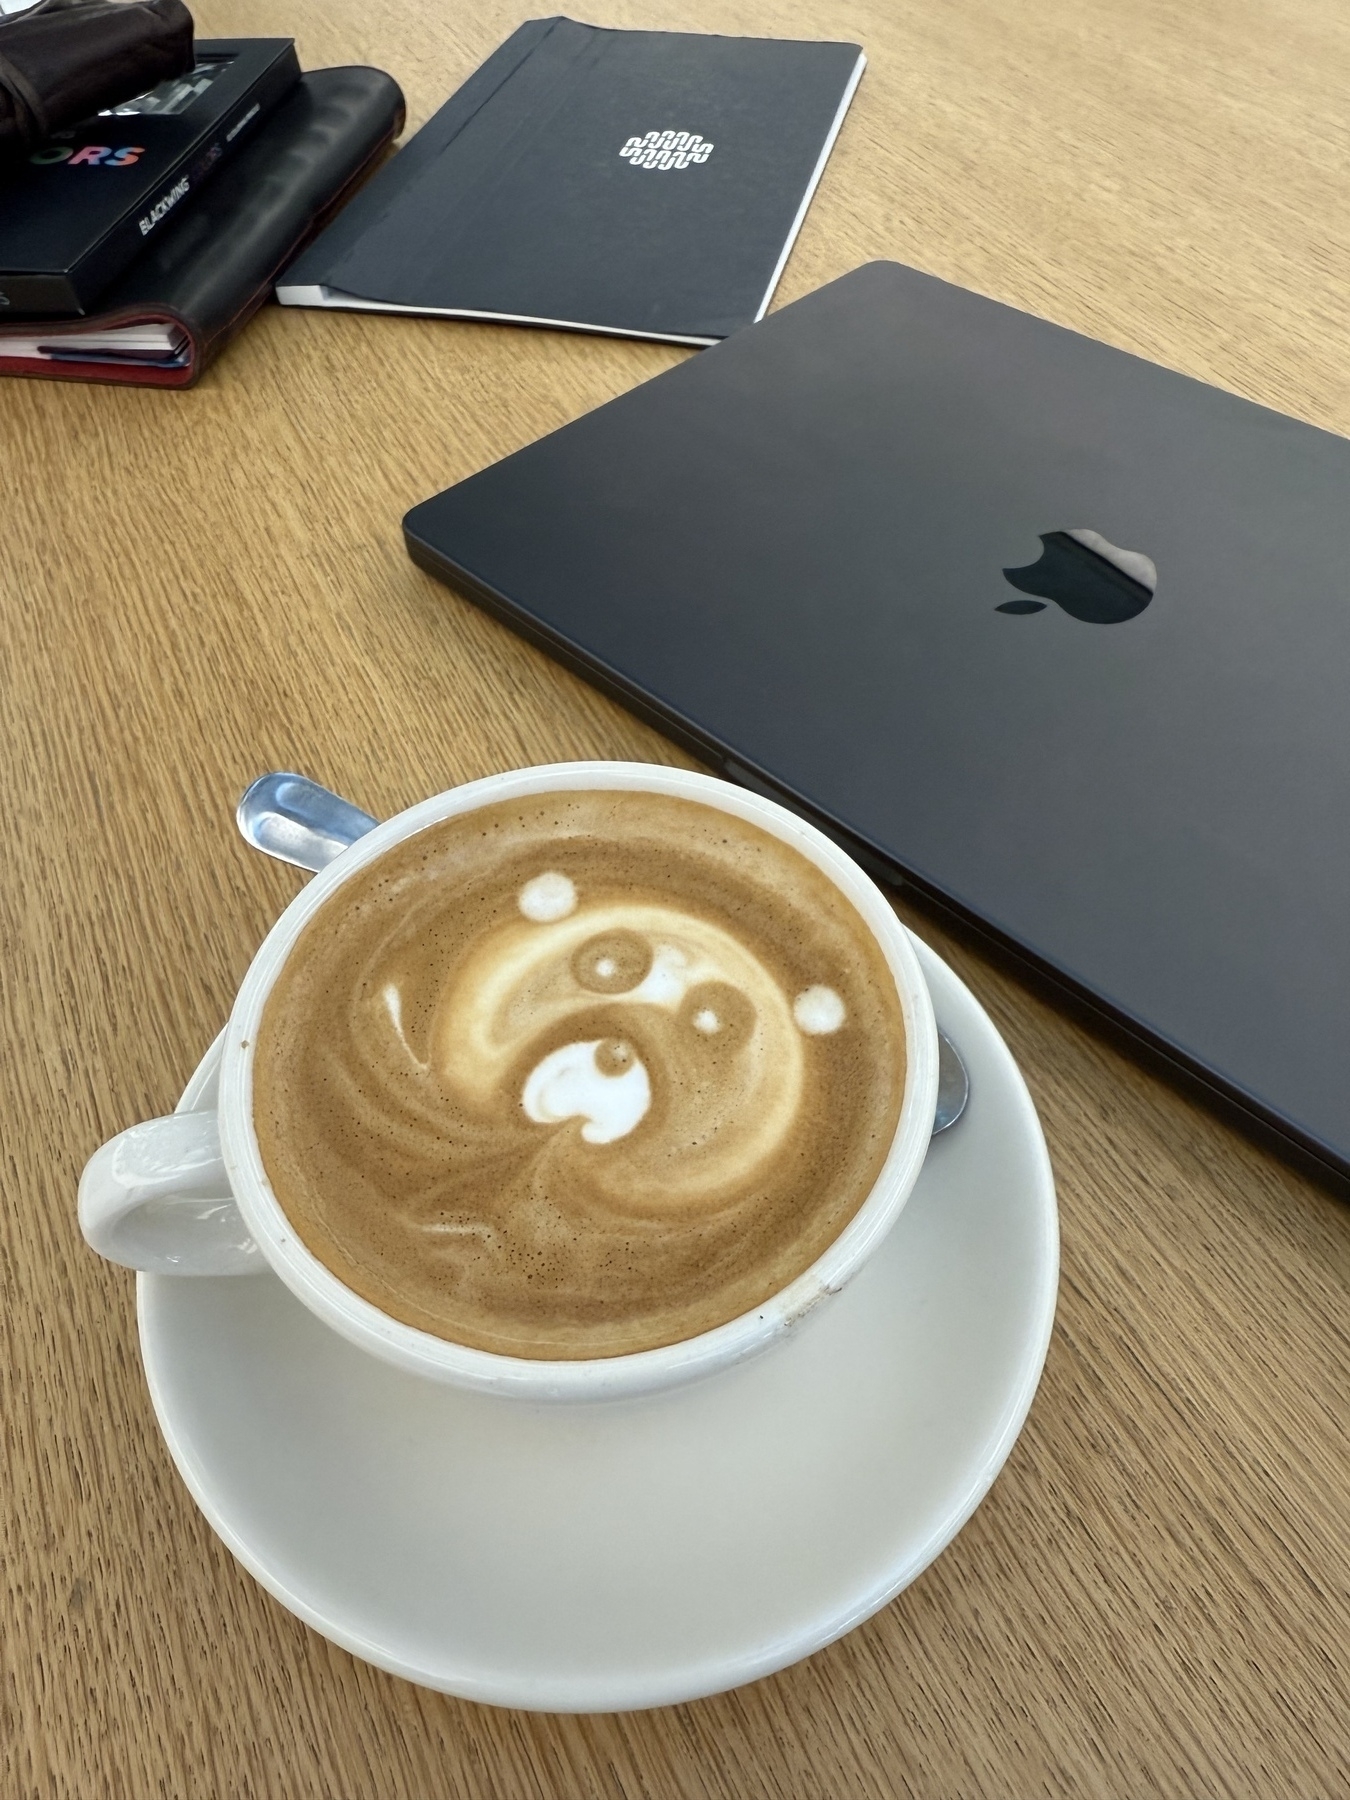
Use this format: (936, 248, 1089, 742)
(236, 772, 377, 873)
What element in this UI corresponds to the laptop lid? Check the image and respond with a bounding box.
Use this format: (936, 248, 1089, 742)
(405, 260, 1350, 1188)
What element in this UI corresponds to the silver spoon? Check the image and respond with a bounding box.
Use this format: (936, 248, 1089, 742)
(236, 771, 970, 1134)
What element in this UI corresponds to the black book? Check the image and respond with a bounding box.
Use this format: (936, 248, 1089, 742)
(0, 37, 300, 315)
(0, 67, 405, 387)
(277, 17, 864, 345)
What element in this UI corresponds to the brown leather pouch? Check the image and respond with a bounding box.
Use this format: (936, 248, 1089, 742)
(0, 0, 193, 163)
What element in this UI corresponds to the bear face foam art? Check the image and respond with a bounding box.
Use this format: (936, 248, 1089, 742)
(437, 877, 837, 1201)
(253, 788, 909, 1361)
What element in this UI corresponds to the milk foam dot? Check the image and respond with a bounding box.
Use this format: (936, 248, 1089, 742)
(693, 1008, 720, 1034)
(793, 985, 846, 1034)
(573, 929, 652, 994)
(519, 871, 577, 921)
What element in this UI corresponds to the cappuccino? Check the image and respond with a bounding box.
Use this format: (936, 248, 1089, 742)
(253, 790, 907, 1358)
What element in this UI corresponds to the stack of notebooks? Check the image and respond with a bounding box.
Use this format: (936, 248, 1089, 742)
(0, 15, 866, 382)
(0, 38, 404, 386)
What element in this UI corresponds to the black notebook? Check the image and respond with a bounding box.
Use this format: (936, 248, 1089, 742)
(277, 17, 864, 345)
(0, 39, 300, 315)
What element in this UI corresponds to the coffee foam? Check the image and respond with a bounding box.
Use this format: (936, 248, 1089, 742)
(253, 790, 907, 1359)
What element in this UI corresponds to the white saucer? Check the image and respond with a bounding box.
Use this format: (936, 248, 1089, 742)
(138, 935, 1058, 1712)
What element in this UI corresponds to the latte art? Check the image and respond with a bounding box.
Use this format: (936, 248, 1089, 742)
(254, 790, 907, 1358)
(435, 895, 832, 1202)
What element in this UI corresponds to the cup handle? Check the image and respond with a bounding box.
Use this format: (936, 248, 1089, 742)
(78, 1111, 263, 1276)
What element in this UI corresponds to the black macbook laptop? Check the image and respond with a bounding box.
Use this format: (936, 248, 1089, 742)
(405, 260, 1350, 1193)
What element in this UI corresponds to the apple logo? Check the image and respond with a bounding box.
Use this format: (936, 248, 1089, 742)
(999, 529, 1157, 623)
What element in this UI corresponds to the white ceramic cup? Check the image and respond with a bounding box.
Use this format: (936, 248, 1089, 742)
(79, 763, 938, 1402)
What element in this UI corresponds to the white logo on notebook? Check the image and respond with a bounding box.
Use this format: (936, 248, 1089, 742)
(619, 131, 713, 171)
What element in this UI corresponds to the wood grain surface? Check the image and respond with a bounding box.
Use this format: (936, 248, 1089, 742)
(4, 0, 1349, 1793)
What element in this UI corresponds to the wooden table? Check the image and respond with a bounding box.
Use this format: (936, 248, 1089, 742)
(5, 0, 1349, 1792)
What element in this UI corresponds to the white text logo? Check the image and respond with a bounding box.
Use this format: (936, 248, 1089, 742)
(139, 174, 189, 235)
(619, 130, 713, 171)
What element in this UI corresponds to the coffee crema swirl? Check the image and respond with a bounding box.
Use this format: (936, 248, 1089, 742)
(254, 790, 908, 1359)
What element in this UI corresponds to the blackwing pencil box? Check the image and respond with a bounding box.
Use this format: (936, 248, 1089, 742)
(0, 35, 299, 313)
